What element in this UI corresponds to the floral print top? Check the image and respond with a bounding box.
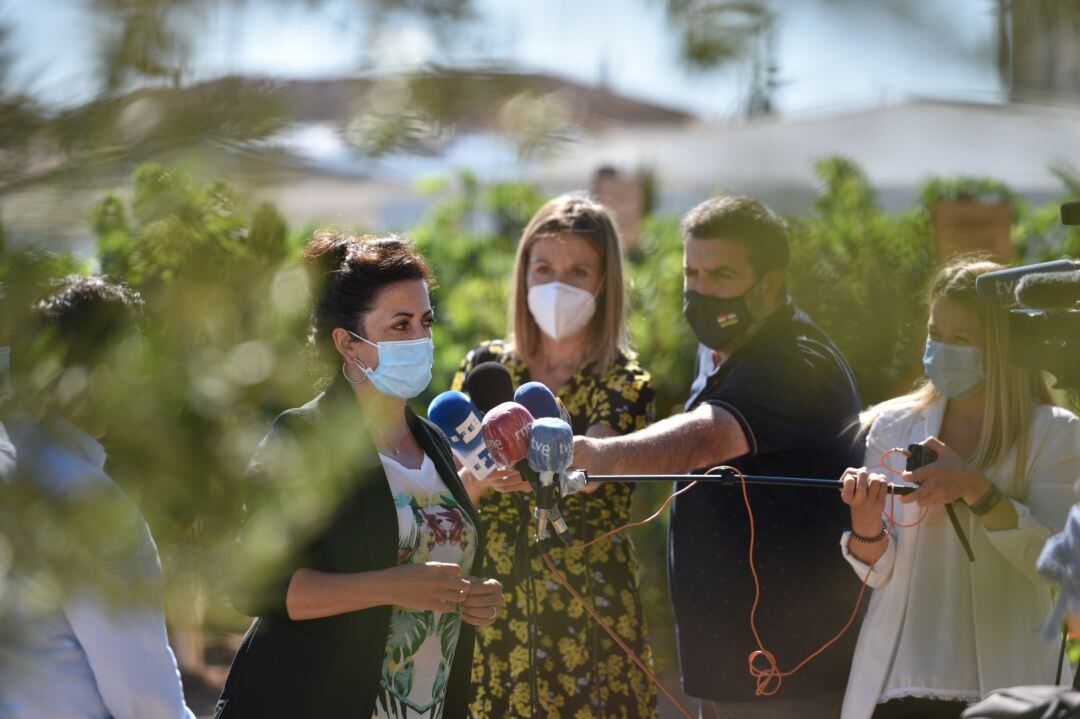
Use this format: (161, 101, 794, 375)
(372, 453, 477, 719)
(452, 340, 659, 719)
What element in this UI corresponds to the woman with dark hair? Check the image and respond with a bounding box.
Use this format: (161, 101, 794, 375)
(216, 232, 503, 719)
(452, 194, 658, 718)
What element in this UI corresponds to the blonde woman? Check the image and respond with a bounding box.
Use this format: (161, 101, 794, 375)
(452, 194, 658, 718)
(839, 257, 1080, 719)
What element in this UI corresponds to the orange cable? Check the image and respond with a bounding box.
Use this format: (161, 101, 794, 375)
(539, 479, 699, 718)
(542, 554, 697, 719)
(736, 452, 929, 695)
(541, 457, 928, 704)
(879, 448, 928, 528)
(576, 480, 700, 551)
(730, 464, 877, 696)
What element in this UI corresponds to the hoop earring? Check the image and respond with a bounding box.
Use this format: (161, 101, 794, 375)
(342, 360, 368, 385)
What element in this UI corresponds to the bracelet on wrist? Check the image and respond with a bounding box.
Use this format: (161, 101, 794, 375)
(851, 519, 889, 544)
(967, 483, 1004, 516)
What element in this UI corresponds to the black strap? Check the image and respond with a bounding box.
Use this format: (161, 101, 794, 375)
(945, 502, 976, 562)
(1058, 624, 1068, 685)
(1053, 623, 1079, 691)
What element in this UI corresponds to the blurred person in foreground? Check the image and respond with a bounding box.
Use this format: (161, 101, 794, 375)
(215, 233, 502, 719)
(573, 196, 863, 719)
(839, 257, 1080, 719)
(0, 276, 194, 719)
(452, 194, 658, 718)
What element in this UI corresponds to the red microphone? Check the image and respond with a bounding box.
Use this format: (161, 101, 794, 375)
(481, 402, 534, 467)
(481, 402, 542, 494)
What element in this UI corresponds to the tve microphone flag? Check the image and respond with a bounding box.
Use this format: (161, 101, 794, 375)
(529, 414, 578, 544)
(527, 417, 575, 540)
(527, 417, 574, 485)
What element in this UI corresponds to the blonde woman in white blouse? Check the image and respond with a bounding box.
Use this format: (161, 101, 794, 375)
(839, 257, 1080, 719)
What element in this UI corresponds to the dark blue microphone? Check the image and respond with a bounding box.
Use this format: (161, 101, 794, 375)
(515, 382, 561, 420)
(427, 391, 497, 480)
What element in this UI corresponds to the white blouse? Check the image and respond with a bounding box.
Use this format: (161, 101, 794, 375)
(839, 400, 1080, 719)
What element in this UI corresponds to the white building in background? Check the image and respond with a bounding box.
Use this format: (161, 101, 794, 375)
(538, 98, 1080, 216)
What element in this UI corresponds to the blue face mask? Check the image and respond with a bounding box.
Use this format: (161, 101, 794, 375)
(923, 338, 986, 399)
(345, 330, 434, 399)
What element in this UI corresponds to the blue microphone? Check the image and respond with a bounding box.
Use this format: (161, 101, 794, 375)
(515, 381, 574, 428)
(515, 382, 561, 420)
(527, 417, 575, 545)
(427, 391, 497, 480)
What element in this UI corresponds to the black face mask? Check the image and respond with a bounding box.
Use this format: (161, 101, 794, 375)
(683, 284, 757, 351)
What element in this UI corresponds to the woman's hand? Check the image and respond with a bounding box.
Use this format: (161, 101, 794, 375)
(460, 577, 504, 627)
(487, 467, 533, 494)
(461, 466, 531, 503)
(900, 436, 991, 508)
(383, 562, 471, 613)
(840, 467, 888, 536)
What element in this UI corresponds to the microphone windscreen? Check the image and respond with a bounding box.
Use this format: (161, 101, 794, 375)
(527, 417, 574, 474)
(427, 391, 497, 479)
(481, 402, 534, 467)
(975, 259, 1078, 301)
(1015, 270, 1080, 310)
(466, 362, 515, 414)
(514, 381, 561, 420)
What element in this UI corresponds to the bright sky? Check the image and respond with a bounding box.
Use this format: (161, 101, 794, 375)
(1, 0, 1003, 118)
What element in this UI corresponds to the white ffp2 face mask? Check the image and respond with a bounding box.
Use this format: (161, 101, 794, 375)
(527, 282, 597, 340)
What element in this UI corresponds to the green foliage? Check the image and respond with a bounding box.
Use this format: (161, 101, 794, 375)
(663, 1, 772, 70)
(788, 157, 936, 404)
(1016, 163, 1080, 261)
(34, 165, 312, 631)
(0, 247, 90, 344)
(98, 163, 291, 286)
(919, 166, 1080, 263)
(627, 214, 697, 415)
(411, 172, 543, 395)
(919, 174, 1021, 209)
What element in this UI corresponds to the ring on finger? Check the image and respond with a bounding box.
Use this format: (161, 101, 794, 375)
(488, 606, 498, 620)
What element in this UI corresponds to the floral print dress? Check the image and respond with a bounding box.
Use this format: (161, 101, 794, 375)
(451, 340, 658, 719)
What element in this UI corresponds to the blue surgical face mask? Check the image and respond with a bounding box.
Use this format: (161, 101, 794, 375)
(345, 330, 434, 399)
(923, 338, 986, 399)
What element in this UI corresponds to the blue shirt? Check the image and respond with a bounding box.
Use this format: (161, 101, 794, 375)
(0, 413, 194, 719)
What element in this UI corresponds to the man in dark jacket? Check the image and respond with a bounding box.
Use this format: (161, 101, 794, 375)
(575, 196, 863, 718)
